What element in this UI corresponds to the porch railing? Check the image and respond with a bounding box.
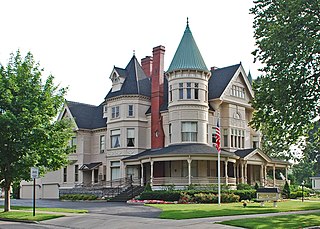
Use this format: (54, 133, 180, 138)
(152, 177, 237, 186)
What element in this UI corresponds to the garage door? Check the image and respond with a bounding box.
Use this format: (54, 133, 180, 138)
(42, 184, 59, 199)
(20, 185, 41, 199)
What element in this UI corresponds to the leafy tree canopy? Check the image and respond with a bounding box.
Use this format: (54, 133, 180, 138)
(250, 0, 320, 158)
(0, 51, 73, 211)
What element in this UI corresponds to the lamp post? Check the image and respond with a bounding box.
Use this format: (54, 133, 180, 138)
(301, 180, 305, 202)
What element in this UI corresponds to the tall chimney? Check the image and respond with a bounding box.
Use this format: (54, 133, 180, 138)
(141, 56, 153, 77)
(151, 45, 165, 149)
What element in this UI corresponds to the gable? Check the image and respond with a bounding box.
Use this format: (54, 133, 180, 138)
(244, 149, 272, 163)
(221, 65, 254, 102)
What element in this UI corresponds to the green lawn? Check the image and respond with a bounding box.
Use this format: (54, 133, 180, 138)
(149, 200, 320, 219)
(0, 206, 87, 222)
(0, 211, 64, 221)
(220, 212, 320, 229)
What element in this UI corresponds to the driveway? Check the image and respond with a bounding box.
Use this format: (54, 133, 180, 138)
(0, 199, 238, 228)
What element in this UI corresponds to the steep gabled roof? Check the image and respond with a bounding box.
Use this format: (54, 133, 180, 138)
(167, 22, 208, 73)
(208, 64, 241, 99)
(105, 55, 151, 99)
(67, 101, 106, 129)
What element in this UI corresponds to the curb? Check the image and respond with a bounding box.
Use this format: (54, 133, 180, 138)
(0, 217, 38, 224)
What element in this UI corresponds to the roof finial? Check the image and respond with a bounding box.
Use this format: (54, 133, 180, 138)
(133, 49, 135, 56)
(187, 17, 189, 27)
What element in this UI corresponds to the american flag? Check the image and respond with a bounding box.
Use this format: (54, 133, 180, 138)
(215, 120, 221, 153)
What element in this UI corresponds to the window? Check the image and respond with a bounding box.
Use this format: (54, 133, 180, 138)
(223, 129, 228, 147)
(253, 136, 259, 148)
(169, 124, 172, 143)
(63, 167, 67, 182)
(181, 122, 197, 142)
(187, 82, 192, 99)
(194, 83, 199, 99)
(111, 106, 120, 118)
(212, 127, 217, 145)
(231, 85, 245, 99)
(111, 161, 120, 180)
(169, 85, 173, 102)
(179, 83, 184, 99)
(128, 105, 133, 117)
(74, 165, 79, 182)
(231, 128, 245, 148)
(70, 137, 77, 153)
(100, 135, 105, 153)
(127, 128, 135, 147)
(111, 130, 120, 148)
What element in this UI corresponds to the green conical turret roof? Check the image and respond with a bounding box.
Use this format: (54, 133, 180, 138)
(167, 21, 209, 73)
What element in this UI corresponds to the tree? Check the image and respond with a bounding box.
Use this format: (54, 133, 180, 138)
(282, 181, 290, 199)
(250, 0, 320, 158)
(0, 51, 73, 211)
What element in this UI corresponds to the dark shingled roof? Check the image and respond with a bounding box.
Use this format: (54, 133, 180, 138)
(79, 162, 102, 170)
(105, 55, 151, 100)
(123, 143, 238, 161)
(208, 64, 241, 99)
(234, 149, 256, 158)
(67, 101, 106, 129)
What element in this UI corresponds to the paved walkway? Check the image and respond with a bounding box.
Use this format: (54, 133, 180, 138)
(1, 199, 320, 229)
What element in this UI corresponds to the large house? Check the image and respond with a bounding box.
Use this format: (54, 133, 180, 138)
(20, 22, 289, 199)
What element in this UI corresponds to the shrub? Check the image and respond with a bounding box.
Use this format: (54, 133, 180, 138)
(144, 183, 152, 192)
(254, 182, 259, 190)
(194, 193, 217, 203)
(179, 192, 194, 203)
(60, 194, 98, 200)
(221, 193, 240, 203)
(237, 183, 254, 190)
(232, 190, 256, 201)
(139, 191, 180, 201)
(282, 181, 291, 199)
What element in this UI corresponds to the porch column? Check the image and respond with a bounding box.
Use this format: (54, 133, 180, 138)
(225, 160, 228, 185)
(236, 163, 240, 184)
(241, 162, 244, 183)
(285, 166, 288, 181)
(187, 158, 192, 185)
(260, 164, 264, 186)
(273, 164, 276, 187)
(150, 160, 154, 187)
(140, 162, 144, 186)
(244, 163, 248, 184)
(91, 170, 94, 185)
(264, 164, 267, 186)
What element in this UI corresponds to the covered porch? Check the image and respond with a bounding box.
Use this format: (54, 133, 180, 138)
(123, 143, 240, 189)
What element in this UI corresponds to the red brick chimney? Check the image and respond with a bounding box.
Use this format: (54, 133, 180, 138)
(141, 56, 153, 77)
(151, 45, 165, 149)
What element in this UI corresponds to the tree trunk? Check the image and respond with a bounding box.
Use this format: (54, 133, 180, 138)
(4, 185, 11, 212)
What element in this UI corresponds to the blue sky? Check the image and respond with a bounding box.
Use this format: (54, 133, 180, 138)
(0, 0, 260, 105)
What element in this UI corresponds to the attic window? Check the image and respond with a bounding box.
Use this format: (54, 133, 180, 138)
(112, 72, 120, 83)
(231, 85, 245, 99)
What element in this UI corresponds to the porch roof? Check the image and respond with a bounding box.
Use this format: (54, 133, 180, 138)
(123, 143, 237, 161)
(235, 148, 290, 165)
(79, 162, 102, 170)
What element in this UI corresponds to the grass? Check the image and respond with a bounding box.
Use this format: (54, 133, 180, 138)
(0, 211, 64, 221)
(149, 200, 320, 220)
(0, 206, 87, 222)
(220, 212, 320, 229)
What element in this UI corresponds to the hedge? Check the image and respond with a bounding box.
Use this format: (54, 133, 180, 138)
(139, 191, 181, 201)
(60, 194, 98, 200)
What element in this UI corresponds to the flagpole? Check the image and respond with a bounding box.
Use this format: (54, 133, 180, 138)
(215, 117, 221, 206)
(218, 143, 221, 206)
